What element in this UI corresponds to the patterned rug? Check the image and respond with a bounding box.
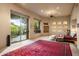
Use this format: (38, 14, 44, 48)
(3, 40, 72, 56)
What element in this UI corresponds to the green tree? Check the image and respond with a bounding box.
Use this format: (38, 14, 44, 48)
(11, 23, 20, 38)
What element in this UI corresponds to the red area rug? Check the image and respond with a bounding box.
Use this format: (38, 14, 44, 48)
(3, 40, 72, 56)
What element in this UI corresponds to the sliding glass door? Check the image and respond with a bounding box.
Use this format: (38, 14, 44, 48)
(20, 18, 27, 40)
(11, 13, 28, 43)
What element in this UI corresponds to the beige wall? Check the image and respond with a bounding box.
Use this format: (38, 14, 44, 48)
(71, 4, 79, 49)
(70, 4, 77, 36)
(70, 4, 79, 49)
(0, 4, 10, 49)
(77, 4, 79, 49)
(49, 16, 70, 35)
(0, 4, 50, 49)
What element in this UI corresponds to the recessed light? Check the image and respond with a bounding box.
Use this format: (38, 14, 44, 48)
(41, 10, 44, 12)
(63, 21, 67, 24)
(51, 10, 56, 14)
(56, 6, 60, 10)
(46, 11, 51, 15)
(46, 10, 56, 15)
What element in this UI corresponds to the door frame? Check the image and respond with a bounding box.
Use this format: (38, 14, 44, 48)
(26, 17, 29, 39)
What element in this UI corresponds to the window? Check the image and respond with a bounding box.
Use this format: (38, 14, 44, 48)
(11, 12, 28, 43)
(34, 19, 41, 33)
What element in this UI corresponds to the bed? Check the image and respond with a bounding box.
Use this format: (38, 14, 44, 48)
(2, 40, 72, 56)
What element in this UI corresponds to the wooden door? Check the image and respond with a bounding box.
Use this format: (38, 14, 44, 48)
(43, 23, 49, 33)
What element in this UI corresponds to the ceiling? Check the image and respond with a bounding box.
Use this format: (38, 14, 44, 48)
(19, 3, 74, 18)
